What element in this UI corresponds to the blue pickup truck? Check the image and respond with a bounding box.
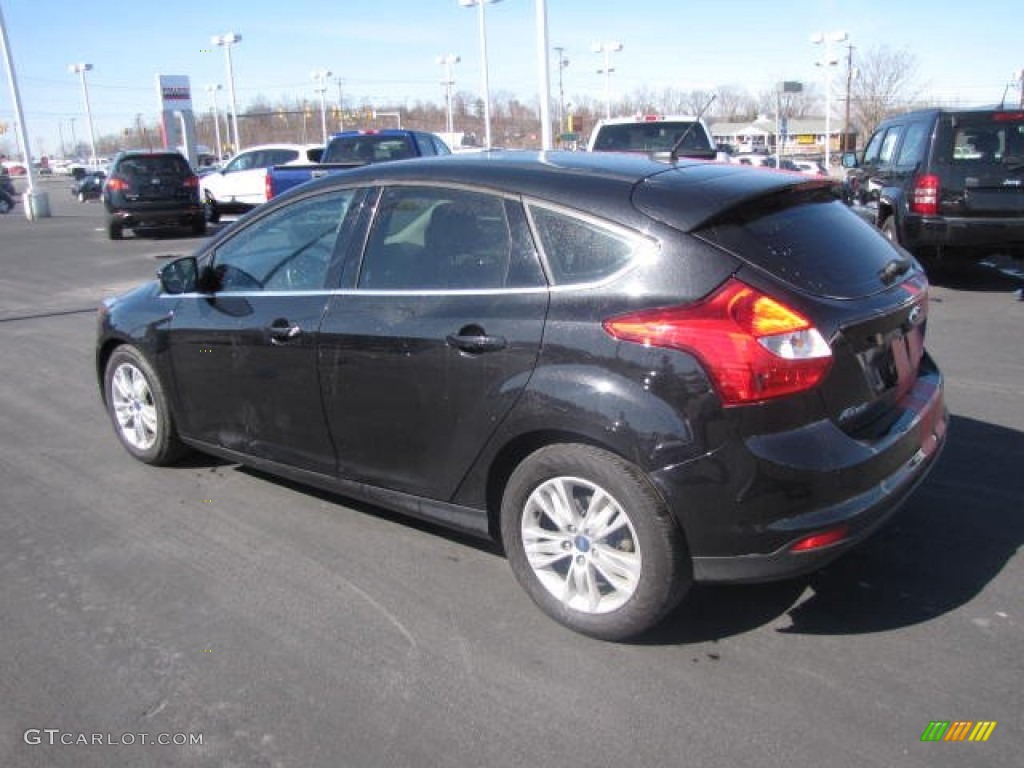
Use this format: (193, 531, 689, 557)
(267, 129, 451, 199)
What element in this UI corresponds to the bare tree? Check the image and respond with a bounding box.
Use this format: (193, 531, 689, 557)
(849, 45, 920, 139)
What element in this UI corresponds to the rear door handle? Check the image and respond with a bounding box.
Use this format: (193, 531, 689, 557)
(267, 318, 302, 344)
(446, 333, 507, 354)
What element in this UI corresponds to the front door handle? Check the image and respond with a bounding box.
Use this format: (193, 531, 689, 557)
(446, 333, 507, 354)
(267, 318, 301, 344)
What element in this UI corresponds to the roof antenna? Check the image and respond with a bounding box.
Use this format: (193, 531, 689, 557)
(669, 94, 717, 163)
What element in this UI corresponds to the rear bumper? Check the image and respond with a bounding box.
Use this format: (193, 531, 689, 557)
(652, 356, 948, 584)
(904, 214, 1024, 251)
(109, 205, 202, 228)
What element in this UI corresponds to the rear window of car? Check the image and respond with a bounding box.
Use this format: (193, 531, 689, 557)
(592, 122, 712, 153)
(118, 155, 190, 177)
(944, 114, 1024, 163)
(696, 187, 905, 299)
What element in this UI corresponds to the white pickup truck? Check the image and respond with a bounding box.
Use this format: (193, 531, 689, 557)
(199, 143, 322, 222)
(587, 115, 724, 161)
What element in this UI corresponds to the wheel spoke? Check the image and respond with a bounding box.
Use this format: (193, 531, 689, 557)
(112, 368, 133, 402)
(591, 544, 642, 592)
(585, 492, 628, 539)
(522, 525, 571, 569)
(139, 404, 159, 436)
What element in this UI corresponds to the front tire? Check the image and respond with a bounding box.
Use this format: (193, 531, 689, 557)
(104, 345, 188, 465)
(500, 444, 691, 641)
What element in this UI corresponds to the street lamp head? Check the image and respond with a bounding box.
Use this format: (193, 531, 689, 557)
(592, 41, 623, 53)
(311, 69, 333, 80)
(459, 0, 502, 6)
(68, 63, 93, 74)
(206, 84, 223, 93)
(437, 54, 461, 65)
(213, 33, 242, 46)
(811, 30, 848, 45)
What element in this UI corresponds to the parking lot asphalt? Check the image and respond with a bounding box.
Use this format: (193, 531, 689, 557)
(1, 177, 1021, 768)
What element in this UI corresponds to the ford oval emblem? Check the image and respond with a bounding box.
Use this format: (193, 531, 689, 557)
(908, 305, 924, 326)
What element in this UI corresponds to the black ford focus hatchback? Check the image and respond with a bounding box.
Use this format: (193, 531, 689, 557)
(96, 151, 947, 640)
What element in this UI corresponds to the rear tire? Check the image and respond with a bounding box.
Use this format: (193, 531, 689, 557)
(881, 216, 899, 245)
(204, 196, 221, 223)
(500, 444, 691, 641)
(107, 217, 123, 240)
(104, 345, 189, 466)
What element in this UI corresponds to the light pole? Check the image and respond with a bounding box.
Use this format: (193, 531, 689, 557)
(68, 63, 98, 168)
(205, 84, 223, 161)
(437, 54, 460, 136)
(458, 0, 502, 149)
(212, 32, 242, 153)
(554, 46, 569, 135)
(592, 41, 623, 119)
(335, 77, 345, 132)
(811, 30, 848, 172)
(311, 69, 332, 144)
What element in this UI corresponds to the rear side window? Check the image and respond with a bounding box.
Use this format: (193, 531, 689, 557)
(698, 189, 906, 299)
(528, 205, 648, 285)
(895, 122, 930, 166)
(359, 187, 544, 291)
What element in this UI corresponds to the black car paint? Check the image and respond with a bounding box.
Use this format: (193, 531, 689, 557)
(98, 150, 946, 582)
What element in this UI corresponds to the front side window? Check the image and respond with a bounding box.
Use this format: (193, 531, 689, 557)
(358, 187, 544, 290)
(878, 127, 903, 165)
(209, 189, 357, 292)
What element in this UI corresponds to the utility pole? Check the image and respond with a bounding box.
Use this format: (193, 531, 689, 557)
(843, 44, 855, 153)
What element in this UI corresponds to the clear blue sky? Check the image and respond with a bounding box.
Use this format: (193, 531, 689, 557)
(2, 0, 1021, 158)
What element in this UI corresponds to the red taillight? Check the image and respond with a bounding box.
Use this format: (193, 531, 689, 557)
(993, 111, 1024, 122)
(603, 278, 833, 406)
(265, 171, 274, 201)
(106, 176, 129, 192)
(789, 524, 849, 553)
(183, 175, 199, 191)
(910, 174, 940, 216)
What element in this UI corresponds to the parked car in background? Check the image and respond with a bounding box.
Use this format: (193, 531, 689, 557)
(199, 143, 323, 222)
(71, 170, 105, 202)
(0, 168, 16, 213)
(587, 115, 722, 160)
(730, 152, 774, 168)
(96, 151, 946, 640)
(102, 150, 204, 240)
(266, 129, 451, 199)
(842, 106, 1024, 261)
(792, 159, 828, 177)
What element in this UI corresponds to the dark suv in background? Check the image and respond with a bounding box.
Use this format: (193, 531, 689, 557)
(842, 107, 1024, 262)
(102, 150, 205, 240)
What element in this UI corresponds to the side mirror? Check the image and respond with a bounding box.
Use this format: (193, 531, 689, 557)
(841, 152, 858, 169)
(157, 256, 198, 294)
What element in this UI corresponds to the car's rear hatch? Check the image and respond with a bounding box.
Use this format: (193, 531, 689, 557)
(116, 155, 195, 205)
(935, 110, 1024, 216)
(635, 173, 935, 437)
